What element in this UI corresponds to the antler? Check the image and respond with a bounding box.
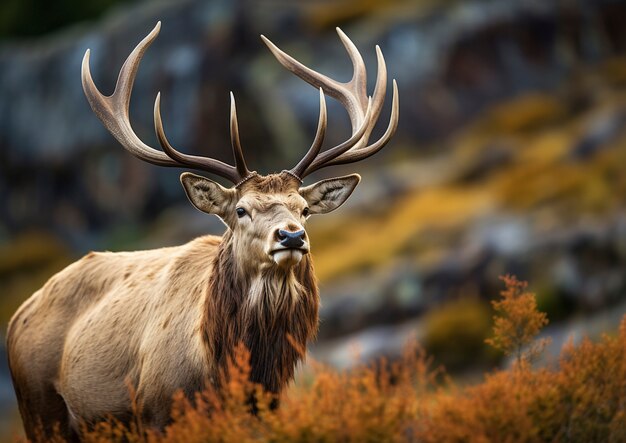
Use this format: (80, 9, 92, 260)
(81, 22, 252, 184)
(262, 28, 399, 179)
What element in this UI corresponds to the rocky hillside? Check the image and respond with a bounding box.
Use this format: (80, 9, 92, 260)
(1, 0, 625, 240)
(1, 1, 626, 435)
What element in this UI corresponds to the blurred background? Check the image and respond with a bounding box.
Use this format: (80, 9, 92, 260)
(1, 0, 626, 438)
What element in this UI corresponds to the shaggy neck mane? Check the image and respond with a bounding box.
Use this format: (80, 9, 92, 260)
(202, 231, 319, 393)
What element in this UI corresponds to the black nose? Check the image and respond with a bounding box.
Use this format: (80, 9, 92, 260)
(276, 229, 305, 249)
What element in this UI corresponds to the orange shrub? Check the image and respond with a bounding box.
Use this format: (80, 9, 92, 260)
(26, 278, 625, 443)
(485, 275, 550, 366)
(415, 319, 626, 443)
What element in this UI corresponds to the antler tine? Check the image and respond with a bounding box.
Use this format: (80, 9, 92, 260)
(335, 27, 368, 112)
(263, 28, 398, 179)
(82, 22, 176, 167)
(325, 79, 399, 167)
(82, 22, 249, 184)
(302, 97, 372, 175)
(262, 30, 364, 128)
(261, 34, 343, 101)
(291, 88, 327, 178)
(229, 93, 251, 179)
(154, 93, 241, 182)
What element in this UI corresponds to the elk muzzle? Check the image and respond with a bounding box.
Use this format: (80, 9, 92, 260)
(270, 228, 309, 268)
(277, 229, 305, 249)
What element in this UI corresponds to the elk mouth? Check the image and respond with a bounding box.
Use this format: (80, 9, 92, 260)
(269, 248, 309, 268)
(270, 247, 309, 255)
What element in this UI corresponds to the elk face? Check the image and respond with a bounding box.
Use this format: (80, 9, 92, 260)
(180, 171, 360, 270)
(82, 23, 398, 269)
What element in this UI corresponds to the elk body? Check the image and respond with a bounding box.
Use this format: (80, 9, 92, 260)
(7, 22, 398, 441)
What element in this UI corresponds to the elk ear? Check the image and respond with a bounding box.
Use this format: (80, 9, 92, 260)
(300, 174, 361, 215)
(180, 172, 235, 217)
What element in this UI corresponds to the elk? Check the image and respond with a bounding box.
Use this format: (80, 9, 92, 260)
(7, 22, 398, 441)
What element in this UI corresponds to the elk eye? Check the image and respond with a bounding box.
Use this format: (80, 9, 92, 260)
(302, 207, 309, 217)
(236, 207, 248, 218)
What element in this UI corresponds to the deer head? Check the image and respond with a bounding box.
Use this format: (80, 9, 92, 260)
(81, 22, 398, 270)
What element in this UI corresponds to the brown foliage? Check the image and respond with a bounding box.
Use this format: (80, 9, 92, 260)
(485, 275, 550, 366)
(23, 278, 626, 442)
(418, 319, 626, 443)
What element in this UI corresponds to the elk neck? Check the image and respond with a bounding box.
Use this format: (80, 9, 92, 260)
(201, 230, 319, 393)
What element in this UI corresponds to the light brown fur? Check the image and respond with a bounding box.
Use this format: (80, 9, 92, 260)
(7, 172, 359, 441)
(9, 23, 397, 441)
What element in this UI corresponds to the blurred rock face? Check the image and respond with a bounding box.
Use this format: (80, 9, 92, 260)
(1, 0, 624, 238)
(1, 0, 626, 374)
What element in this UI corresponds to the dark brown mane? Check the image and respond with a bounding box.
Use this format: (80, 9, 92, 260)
(202, 230, 319, 394)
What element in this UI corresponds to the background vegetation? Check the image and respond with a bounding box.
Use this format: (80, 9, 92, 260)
(22, 277, 626, 443)
(1, 0, 625, 439)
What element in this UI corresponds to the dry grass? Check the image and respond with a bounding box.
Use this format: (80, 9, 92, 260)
(48, 321, 625, 443)
(16, 277, 625, 443)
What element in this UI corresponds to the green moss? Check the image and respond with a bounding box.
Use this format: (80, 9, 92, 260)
(423, 297, 495, 371)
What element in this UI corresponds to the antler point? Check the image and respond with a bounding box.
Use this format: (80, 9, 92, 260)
(81, 51, 91, 78)
(260, 34, 277, 51)
(81, 49, 91, 66)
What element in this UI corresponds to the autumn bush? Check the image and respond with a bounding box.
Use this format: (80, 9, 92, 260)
(30, 277, 625, 442)
(485, 275, 550, 366)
